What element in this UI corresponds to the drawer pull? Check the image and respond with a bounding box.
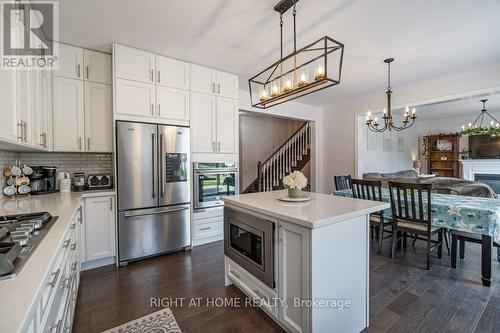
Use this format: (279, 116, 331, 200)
(71, 242, 77, 251)
(70, 223, 76, 230)
(229, 270, 240, 279)
(62, 239, 71, 248)
(48, 319, 62, 333)
(71, 261, 78, 271)
(200, 227, 211, 231)
(47, 269, 60, 288)
(63, 277, 72, 289)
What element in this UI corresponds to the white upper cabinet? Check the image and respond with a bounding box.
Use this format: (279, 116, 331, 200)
(84, 82, 113, 152)
(53, 43, 84, 80)
(115, 78, 156, 118)
(83, 49, 112, 84)
(216, 71, 239, 99)
(156, 86, 189, 122)
(156, 56, 189, 90)
(0, 69, 19, 143)
(31, 70, 51, 150)
(16, 71, 32, 146)
(52, 76, 85, 151)
(191, 92, 217, 153)
(190, 64, 239, 99)
(114, 44, 155, 83)
(190, 64, 216, 95)
(216, 97, 238, 153)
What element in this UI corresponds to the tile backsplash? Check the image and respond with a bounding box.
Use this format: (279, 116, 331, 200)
(0, 150, 113, 195)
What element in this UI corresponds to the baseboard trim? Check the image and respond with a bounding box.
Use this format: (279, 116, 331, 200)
(82, 256, 116, 271)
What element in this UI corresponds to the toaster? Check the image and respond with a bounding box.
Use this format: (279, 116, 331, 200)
(87, 174, 112, 189)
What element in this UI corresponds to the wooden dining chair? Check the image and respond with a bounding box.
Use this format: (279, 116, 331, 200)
(351, 179, 393, 256)
(388, 181, 444, 270)
(334, 175, 351, 191)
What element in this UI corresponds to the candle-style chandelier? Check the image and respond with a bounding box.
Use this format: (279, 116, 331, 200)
(366, 58, 417, 132)
(248, 0, 344, 109)
(460, 99, 500, 136)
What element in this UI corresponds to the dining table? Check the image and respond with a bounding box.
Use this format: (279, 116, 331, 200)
(333, 188, 500, 286)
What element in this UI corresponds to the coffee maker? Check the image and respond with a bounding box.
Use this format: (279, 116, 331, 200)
(29, 166, 58, 195)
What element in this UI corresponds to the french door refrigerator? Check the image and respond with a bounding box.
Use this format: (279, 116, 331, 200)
(116, 121, 190, 265)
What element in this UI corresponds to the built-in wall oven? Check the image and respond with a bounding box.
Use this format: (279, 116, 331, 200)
(193, 162, 238, 210)
(224, 206, 275, 288)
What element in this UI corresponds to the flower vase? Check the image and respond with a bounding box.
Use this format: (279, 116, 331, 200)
(288, 188, 303, 198)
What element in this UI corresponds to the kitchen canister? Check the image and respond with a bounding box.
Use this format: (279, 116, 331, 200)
(60, 178, 71, 193)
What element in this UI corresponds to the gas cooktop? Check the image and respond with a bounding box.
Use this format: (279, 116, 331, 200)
(0, 212, 58, 280)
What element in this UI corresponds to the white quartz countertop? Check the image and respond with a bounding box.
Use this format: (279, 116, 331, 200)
(223, 190, 390, 229)
(0, 189, 115, 333)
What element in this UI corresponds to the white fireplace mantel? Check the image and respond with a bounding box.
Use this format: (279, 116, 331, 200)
(460, 159, 500, 180)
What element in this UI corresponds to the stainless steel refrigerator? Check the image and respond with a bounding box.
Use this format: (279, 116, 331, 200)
(116, 121, 190, 265)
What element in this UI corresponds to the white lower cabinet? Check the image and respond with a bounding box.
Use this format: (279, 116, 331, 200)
(21, 195, 117, 333)
(23, 208, 81, 333)
(278, 221, 310, 333)
(225, 219, 310, 333)
(192, 215, 223, 246)
(83, 195, 116, 263)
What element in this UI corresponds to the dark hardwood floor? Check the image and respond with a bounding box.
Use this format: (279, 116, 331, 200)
(73, 239, 500, 333)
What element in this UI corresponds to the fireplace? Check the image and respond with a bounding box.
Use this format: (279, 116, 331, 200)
(475, 174, 500, 194)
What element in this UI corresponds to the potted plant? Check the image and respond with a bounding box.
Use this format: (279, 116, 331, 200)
(282, 171, 308, 198)
(460, 149, 470, 160)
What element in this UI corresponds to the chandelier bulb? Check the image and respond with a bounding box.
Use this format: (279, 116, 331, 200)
(412, 108, 416, 114)
(367, 111, 372, 117)
(383, 107, 387, 114)
(468, 123, 472, 128)
(461, 125, 465, 130)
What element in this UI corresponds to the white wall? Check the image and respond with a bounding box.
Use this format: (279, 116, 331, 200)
(323, 64, 500, 192)
(356, 115, 419, 177)
(239, 90, 325, 193)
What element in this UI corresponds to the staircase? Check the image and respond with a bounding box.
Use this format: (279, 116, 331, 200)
(243, 122, 311, 193)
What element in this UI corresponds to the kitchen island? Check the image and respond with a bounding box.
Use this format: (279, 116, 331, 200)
(222, 190, 389, 333)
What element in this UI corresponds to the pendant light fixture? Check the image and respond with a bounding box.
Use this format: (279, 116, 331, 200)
(248, 0, 344, 109)
(460, 99, 500, 136)
(366, 58, 417, 132)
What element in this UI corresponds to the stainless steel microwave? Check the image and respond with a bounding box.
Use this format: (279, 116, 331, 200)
(193, 162, 239, 210)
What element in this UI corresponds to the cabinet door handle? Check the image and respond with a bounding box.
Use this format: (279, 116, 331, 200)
(47, 268, 60, 288)
(212, 142, 216, 152)
(157, 70, 160, 83)
(109, 197, 113, 211)
(43, 132, 47, 148)
(79, 206, 83, 224)
(70, 223, 76, 230)
(87, 137, 91, 151)
(158, 104, 161, 116)
(17, 122, 23, 141)
(78, 137, 82, 151)
(71, 261, 78, 272)
(151, 103, 155, 115)
(77, 64, 81, 78)
(212, 83, 215, 93)
(218, 83, 221, 94)
(21, 122, 27, 142)
(218, 142, 221, 151)
(71, 242, 77, 251)
(86, 65, 89, 79)
(150, 69, 154, 82)
(63, 239, 71, 248)
(200, 227, 211, 231)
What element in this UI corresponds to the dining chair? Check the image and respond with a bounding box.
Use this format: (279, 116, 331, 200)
(351, 179, 393, 256)
(334, 175, 351, 191)
(388, 181, 444, 270)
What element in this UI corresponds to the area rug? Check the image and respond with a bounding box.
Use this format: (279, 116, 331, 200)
(102, 308, 182, 333)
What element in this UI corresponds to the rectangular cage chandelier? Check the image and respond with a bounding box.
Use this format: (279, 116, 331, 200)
(248, 0, 344, 109)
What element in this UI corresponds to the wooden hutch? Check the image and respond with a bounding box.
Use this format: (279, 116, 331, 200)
(426, 134, 460, 177)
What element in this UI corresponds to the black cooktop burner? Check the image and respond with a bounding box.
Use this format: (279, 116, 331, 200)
(0, 212, 58, 279)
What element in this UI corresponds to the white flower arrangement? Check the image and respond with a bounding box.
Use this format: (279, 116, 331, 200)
(282, 170, 308, 190)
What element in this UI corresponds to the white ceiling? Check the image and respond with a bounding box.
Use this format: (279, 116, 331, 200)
(58, 0, 500, 107)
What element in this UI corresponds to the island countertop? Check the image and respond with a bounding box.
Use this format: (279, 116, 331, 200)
(222, 190, 390, 228)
